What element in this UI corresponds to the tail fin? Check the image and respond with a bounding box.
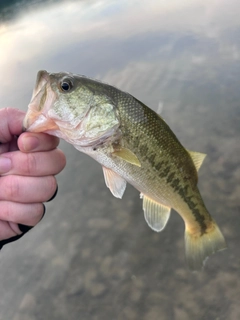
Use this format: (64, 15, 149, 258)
(185, 221, 227, 271)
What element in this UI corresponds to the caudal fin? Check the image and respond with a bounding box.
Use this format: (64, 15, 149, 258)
(185, 221, 227, 271)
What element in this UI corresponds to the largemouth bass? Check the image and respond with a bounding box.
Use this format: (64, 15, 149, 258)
(23, 70, 227, 270)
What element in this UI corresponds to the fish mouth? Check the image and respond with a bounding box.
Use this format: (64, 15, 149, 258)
(23, 70, 59, 133)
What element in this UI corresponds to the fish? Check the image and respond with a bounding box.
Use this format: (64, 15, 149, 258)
(23, 70, 227, 270)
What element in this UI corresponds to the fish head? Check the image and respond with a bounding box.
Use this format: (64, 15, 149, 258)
(23, 70, 119, 146)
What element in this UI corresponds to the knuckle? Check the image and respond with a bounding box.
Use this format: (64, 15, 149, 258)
(4, 176, 21, 199)
(37, 203, 45, 222)
(58, 150, 67, 170)
(46, 176, 57, 199)
(24, 153, 37, 175)
(1, 201, 11, 221)
(48, 149, 66, 174)
(30, 203, 45, 225)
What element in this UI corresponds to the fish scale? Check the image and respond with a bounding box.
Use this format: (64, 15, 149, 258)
(112, 92, 196, 203)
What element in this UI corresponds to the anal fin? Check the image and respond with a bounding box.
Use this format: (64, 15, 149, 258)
(142, 194, 171, 232)
(102, 166, 126, 199)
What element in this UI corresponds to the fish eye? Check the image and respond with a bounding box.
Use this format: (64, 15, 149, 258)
(60, 79, 73, 92)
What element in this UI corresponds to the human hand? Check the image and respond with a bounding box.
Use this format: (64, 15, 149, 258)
(0, 108, 66, 247)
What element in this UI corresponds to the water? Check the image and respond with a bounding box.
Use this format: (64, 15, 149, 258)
(0, 1, 239, 319)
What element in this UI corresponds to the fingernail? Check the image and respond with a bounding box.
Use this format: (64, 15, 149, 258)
(22, 136, 39, 152)
(0, 157, 12, 173)
(41, 204, 46, 220)
(47, 186, 58, 202)
(0, 234, 25, 250)
(18, 224, 33, 234)
(18, 205, 46, 234)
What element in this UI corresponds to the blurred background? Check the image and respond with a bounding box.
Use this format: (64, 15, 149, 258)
(0, 0, 239, 319)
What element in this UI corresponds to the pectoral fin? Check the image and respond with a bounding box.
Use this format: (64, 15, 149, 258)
(142, 195, 171, 232)
(187, 150, 206, 171)
(102, 166, 127, 199)
(112, 147, 141, 167)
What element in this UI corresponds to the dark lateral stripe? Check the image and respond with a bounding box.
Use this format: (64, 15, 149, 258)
(139, 144, 149, 154)
(167, 172, 175, 183)
(155, 161, 164, 171)
(159, 166, 171, 178)
(171, 179, 207, 234)
(171, 178, 180, 190)
(148, 154, 156, 166)
(160, 168, 207, 233)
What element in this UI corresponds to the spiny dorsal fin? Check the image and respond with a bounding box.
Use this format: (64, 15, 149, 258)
(187, 150, 207, 171)
(112, 147, 141, 167)
(156, 113, 165, 121)
(132, 96, 165, 120)
(102, 166, 127, 199)
(142, 194, 171, 232)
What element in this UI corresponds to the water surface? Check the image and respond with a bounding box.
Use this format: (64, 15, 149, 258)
(0, 1, 239, 319)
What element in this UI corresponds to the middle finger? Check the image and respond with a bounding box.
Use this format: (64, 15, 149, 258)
(0, 149, 66, 176)
(0, 175, 57, 203)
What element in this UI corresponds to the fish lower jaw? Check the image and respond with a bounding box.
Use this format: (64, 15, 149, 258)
(24, 113, 59, 133)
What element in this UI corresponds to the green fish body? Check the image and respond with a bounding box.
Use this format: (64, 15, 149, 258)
(23, 71, 227, 270)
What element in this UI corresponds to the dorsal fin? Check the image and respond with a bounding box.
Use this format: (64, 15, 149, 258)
(187, 150, 206, 171)
(132, 96, 165, 120)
